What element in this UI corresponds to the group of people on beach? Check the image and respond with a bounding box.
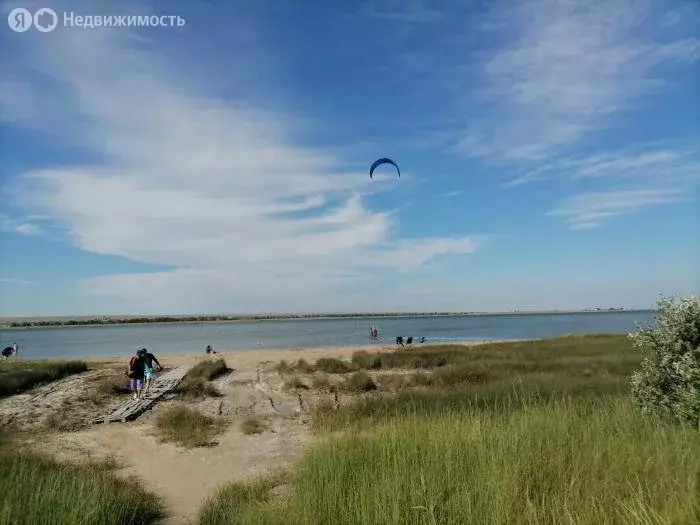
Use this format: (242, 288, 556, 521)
(126, 348, 162, 400)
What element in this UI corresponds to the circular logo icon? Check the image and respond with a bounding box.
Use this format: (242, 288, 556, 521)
(7, 7, 32, 32)
(33, 7, 58, 32)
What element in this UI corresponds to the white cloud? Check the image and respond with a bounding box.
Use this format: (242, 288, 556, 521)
(547, 189, 686, 230)
(444, 0, 700, 227)
(0, 278, 35, 285)
(14, 223, 42, 236)
(504, 145, 700, 187)
(360, 0, 443, 23)
(453, 0, 700, 161)
(0, 13, 479, 313)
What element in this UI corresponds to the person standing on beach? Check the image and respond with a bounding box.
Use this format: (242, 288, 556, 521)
(126, 350, 146, 400)
(139, 348, 162, 395)
(12, 343, 18, 357)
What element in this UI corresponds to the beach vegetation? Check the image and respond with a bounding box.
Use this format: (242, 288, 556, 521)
(200, 329, 700, 524)
(185, 359, 232, 381)
(0, 360, 88, 398)
(155, 405, 226, 447)
(0, 432, 164, 524)
(314, 357, 350, 374)
(629, 295, 700, 427)
(240, 417, 268, 435)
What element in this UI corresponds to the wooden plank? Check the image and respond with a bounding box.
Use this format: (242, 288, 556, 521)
(93, 366, 188, 424)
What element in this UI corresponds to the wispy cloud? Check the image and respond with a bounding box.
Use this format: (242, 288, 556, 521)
(453, 0, 700, 162)
(547, 189, 686, 230)
(0, 6, 479, 313)
(504, 144, 700, 188)
(360, 0, 444, 23)
(0, 216, 43, 236)
(0, 278, 35, 285)
(443, 0, 700, 227)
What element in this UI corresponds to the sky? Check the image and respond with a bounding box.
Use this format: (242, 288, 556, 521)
(0, 0, 698, 316)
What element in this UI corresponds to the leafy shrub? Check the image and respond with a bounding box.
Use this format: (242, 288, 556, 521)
(629, 296, 700, 427)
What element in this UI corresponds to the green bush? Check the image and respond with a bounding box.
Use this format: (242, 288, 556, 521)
(629, 296, 700, 427)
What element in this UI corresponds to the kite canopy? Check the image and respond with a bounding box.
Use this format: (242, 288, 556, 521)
(369, 157, 400, 179)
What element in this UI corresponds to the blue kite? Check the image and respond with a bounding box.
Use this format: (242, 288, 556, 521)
(369, 157, 400, 179)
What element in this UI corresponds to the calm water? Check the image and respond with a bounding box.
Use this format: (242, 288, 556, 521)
(0, 311, 656, 360)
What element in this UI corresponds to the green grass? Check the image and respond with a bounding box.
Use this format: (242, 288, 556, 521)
(198, 334, 700, 524)
(155, 406, 226, 447)
(176, 359, 230, 399)
(0, 435, 163, 525)
(314, 357, 350, 374)
(342, 371, 377, 393)
(186, 359, 232, 381)
(198, 474, 287, 525)
(0, 360, 88, 397)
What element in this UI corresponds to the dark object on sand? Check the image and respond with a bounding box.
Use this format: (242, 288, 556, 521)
(396, 336, 404, 346)
(406, 337, 413, 345)
(419, 337, 426, 344)
(205, 345, 217, 354)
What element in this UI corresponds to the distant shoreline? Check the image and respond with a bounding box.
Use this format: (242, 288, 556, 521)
(0, 309, 655, 330)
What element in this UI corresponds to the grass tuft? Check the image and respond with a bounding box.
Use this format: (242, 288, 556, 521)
(294, 359, 314, 374)
(342, 371, 377, 393)
(198, 474, 287, 525)
(155, 406, 225, 447)
(0, 360, 88, 397)
(314, 357, 350, 374)
(282, 376, 309, 392)
(311, 374, 334, 392)
(240, 417, 268, 435)
(176, 377, 222, 399)
(185, 359, 232, 381)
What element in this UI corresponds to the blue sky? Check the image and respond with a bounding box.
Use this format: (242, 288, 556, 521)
(0, 0, 698, 316)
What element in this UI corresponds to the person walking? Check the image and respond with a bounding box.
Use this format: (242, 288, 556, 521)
(126, 350, 146, 400)
(138, 348, 162, 395)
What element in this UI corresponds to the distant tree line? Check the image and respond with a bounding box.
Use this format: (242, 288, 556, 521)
(3, 308, 637, 328)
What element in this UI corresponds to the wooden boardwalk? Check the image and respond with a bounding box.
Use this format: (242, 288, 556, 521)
(92, 366, 188, 424)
